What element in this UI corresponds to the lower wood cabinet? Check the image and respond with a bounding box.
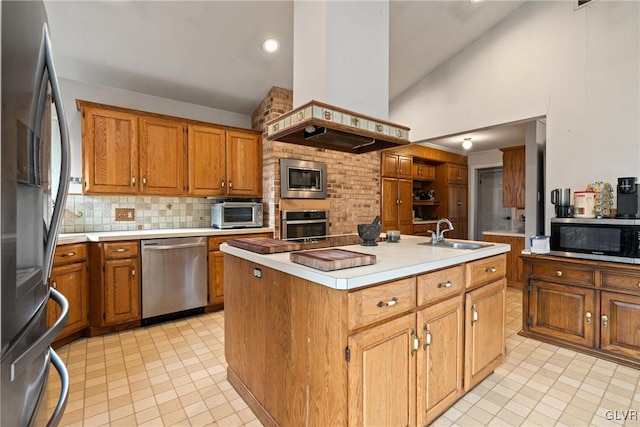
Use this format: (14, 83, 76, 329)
(482, 234, 525, 288)
(88, 240, 141, 334)
(47, 243, 89, 343)
(225, 254, 506, 427)
(522, 255, 640, 368)
(207, 232, 272, 307)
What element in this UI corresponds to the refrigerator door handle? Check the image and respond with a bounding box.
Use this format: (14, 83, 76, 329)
(42, 23, 71, 280)
(10, 288, 69, 381)
(45, 348, 69, 427)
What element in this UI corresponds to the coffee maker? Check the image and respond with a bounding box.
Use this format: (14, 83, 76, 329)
(551, 188, 572, 218)
(615, 177, 640, 218)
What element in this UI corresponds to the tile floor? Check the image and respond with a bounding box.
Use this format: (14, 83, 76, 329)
(41, 288, 640, 426)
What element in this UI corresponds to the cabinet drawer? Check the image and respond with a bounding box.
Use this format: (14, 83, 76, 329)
(417, 264, 464, 306)
(53, 243, 87, 266)
(413, 224, 436, 235)
(601, 270, 640, 292)
(348, 277, 416, 330)
(530, 262, 594, 286)
(466, 254, 506, 289)
(103, 241, 139, 260)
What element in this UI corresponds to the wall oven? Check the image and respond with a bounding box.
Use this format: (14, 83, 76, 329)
(550, 218, 640, 264)
(281, 210, 329, 240)
(211, 202, 263, 229)
(280, 158, 327, 199)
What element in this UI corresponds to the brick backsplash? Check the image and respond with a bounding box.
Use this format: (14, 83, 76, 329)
(61, 194, 212, 233)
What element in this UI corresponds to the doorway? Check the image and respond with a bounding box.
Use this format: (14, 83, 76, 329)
(475, 167, 511, 240)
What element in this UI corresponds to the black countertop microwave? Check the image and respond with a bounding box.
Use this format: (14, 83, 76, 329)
(550, 217, 640, 264)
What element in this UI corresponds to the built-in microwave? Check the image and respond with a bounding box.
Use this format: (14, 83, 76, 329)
(280, 158, 327, 199)
(550, 218, 640, 264)
(211, 202, 263, 229)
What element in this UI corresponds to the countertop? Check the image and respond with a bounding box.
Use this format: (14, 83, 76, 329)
(57, 227, 274, 245)
(220, 235, 510, 290)
(483, 230, 526, 237)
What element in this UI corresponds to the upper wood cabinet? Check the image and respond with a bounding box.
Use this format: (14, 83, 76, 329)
(412, 163, 435, 181)
(81, 106, 139, 194)
(139, 116, 186, 195)
(501, 145, 525, 208)
(381, 152, 412, 179)
(446, 164, 467, 185)
(78, 101, 262, 197)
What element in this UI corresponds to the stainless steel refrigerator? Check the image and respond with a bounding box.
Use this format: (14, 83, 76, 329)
(1, 1, 71, 425)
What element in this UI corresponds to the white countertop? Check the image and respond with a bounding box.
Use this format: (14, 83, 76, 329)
(57, 227, 274, 244)
(483, 230, 526, 237)
(220, 235, 510, 290)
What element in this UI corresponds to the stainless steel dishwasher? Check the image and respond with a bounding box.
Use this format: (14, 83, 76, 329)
(141, 236, 207, 324)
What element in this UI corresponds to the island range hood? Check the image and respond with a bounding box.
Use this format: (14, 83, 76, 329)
(265, 100, 410, 154)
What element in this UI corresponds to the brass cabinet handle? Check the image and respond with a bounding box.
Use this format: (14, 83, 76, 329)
(377, 297, 398, 308)
(437, 281, 452, 289)
(585, 312, 592, 324)
(221, 180, 225, 188)
(113, 248, 129, 253)
(637, 282, 640, 288)
(142, 176, 147, 186)
(471, 304, 478, 325)
(51, 280, 57, 289)
(131, 176, 136, 186)
(131, 267, 136, 280)
(229, 181, 233, 189)
(485, 267, 496, 273)
(556, 270, 563, 277)
(423, 324, 431, 349)
(60, 252, 76, 258)
(410, 328, 419, 356)
(601, 315, 609, 328)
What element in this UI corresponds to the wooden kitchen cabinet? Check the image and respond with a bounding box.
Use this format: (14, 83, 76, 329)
(501, 145, 525, 208)
(207, 232, 272, 308)
(522, 255, 640, 368)
(88, 240, 141, 335)
(446, 164, 467, 185)
(47, 243, 89, 344)
(224, 130, 263, 197)
(381, 152, 412, 179)
(187, 125, 226, 196)
(482, 234, 525, 289)
(138, 116, 186, 195)
(432, 163, 468, 239)
(81, 106, 139, 194)
(447, 185, 468, 239)
(412, 162, 435, 181)
(381, 177, 413, 234)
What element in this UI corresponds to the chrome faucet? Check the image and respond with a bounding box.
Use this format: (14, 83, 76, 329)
(428, 218, 454, 244)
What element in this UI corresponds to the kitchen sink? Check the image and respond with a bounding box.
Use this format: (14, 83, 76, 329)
(418, 240, 493, 250)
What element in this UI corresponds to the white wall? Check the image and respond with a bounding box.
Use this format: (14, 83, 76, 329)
(59, 78, 251, 194)
(390, 1, 640, 232)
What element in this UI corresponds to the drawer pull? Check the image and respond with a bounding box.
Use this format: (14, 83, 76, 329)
(485, 267, 496, 273)
(423, 324, 431, 349)
(437, 281, 452, 289)
(131, 267, 136, 280)
(585, 311, 592, 324)
(60, 252, 76, 258)
(556, 270, 563, 277)
(113, 248, 129, 253)
(471, 304, 478, 325)
(601, 315, 609, 328)
(377, 297, 398, 308)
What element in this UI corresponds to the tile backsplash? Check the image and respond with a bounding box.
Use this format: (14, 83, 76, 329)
(61, 195, 212, 233)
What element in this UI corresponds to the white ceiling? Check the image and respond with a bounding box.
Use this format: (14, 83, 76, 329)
(44, 0, 529, 151)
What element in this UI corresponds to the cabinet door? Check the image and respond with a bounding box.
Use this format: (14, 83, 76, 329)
(502, 146, 525, 208)
(397, 155, 413, 179)
(398, 179, 414, 234)
(528, 280, 595, 347)
(600, 292, 640, 360)
(447, 164, 467, 185)
(464, 278, 506, 391)
(208, 251, 224, 306)
(381, 153, 411, 179)
(104, 258, 140, 324)
(417, 296, 464, 426)
(348, 313, 416, 427)
(225, 130, 262, 197)
(381, 177, 399, 232)
(187, 125, 226, 196)
(139, 116, 186, 195)
(48, 262, 89, 338)
(483, 235, 525, 288)
(82, 107, 138, 194)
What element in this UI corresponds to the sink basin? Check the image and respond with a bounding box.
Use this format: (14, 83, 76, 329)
(418, 240, 493, 250)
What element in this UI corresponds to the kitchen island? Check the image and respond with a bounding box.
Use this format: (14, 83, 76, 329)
(221, 235, 510, 426)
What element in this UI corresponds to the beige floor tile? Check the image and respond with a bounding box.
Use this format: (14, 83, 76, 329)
(134, 406, 161, 424)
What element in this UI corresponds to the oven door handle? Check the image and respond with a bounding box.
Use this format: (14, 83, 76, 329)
(283, 219, 329, 225)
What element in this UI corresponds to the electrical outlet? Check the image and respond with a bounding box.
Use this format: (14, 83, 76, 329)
(115, 208, 135, 221)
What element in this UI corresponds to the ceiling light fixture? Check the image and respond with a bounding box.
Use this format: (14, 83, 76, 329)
(261, 38, 279, 53)
(462, 138, 473, 150)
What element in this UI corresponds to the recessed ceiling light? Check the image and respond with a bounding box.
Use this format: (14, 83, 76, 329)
(261, 38, 279, 53)
(462, 138, 473, 150)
